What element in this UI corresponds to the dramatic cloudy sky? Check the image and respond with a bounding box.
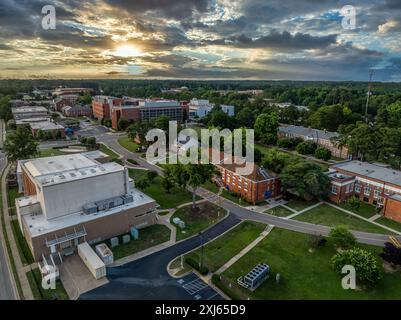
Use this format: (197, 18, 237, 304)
(1, 0, 401, 80)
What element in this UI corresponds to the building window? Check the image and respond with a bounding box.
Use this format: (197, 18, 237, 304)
(331, 185, 338, 194)
(374, 188, 381, 199)
(355, 183, 361, 193)
(364, 185, 371, 196)
(345, 184, 353, 194)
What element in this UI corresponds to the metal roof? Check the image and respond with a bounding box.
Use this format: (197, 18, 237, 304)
(279, 125, 338, 141)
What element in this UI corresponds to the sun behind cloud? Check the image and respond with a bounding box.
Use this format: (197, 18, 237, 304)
(113, 44, 142, 57)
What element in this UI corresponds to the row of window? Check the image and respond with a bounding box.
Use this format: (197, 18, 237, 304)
(331, 182, 389, 201)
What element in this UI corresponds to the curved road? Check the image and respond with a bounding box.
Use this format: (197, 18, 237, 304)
(99, 134, 400, 247)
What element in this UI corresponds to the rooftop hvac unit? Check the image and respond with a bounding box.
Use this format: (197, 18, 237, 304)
(122, 194, 134, 204)
(83, 203, 97, 215)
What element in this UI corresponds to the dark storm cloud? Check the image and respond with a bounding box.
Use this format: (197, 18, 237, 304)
(104, 0, 210, 19)
(205, 31, 338, 51)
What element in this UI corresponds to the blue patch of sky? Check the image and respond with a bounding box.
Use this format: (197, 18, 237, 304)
(62, 21, 105, 37)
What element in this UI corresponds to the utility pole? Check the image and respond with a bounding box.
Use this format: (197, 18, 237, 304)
(365, 69, 374, 124)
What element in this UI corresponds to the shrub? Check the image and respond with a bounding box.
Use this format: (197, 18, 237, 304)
(296, 141, 317, 155)
(315, 147, 332, 161)
(329, 226, 356, 249)
(332, 247, 382, 285)
(346, 196, 361, 212)
(146, 170, 158, 182)
(278, 137, 303, 149)
(185, 257, 209, 275)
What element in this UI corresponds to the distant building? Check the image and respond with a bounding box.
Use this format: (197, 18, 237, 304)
(92, 96, 122, 120)
(16, 152, 157, 261)
(161, 86, 189, 93)
(61, 105, 92, 117)
(188, 98, 235, 119)
(29, 121, 65, 139)
(11, 106, 49, 120)
(53, 87, 93, 96)
(53, 94, 80, 111)
(328, 161, 401, 223)
(111, 99, 186, 130)
(278, 125, 350, 159)
(214, 152, 281, 204)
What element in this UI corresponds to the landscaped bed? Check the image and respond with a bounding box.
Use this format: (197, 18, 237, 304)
(294, 204, 391, 234)
(171, 202, 226, 241)
(26, 268, 69, 300)
(215, 228, 401, 299)
(264, 206, 293, 217)
(111, 224, 171, 260)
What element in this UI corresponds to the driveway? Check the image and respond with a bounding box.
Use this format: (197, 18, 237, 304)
(80, 214, 240, 300)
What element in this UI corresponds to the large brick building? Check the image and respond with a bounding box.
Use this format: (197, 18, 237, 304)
(92, 96, 123, 120)
(328, 161, 401, 223)
(16, 151, 157, 261)
(278, 125, 350, 159)
(111, 99, 186, 130)
(215, 153, 281, 204)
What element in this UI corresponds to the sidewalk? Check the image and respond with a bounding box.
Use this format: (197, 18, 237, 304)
(285, 202, 324, 219)
(1, 165, 34, 299)
(215, 225, 275, 275)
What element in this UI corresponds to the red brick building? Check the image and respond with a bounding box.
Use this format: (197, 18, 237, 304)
(215, 154, 281, 204)
(92, 96, 122, 120)
(328, 161, 401, 223)
(53, 94, 79, 111)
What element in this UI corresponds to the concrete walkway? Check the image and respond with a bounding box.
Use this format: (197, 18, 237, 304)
(215, 225, 275, 275)
(369, 214, 382, 222)
(285, 202, 324, 219)
(1, 165, 34, 299)
(325, 202, 401, 235)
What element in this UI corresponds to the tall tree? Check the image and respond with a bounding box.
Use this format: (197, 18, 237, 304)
(254, 112, 279, 145)
(4, 128, 39, 162)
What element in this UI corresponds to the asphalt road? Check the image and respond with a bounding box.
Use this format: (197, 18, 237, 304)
(80, 214, 240, 300)
(0, 120, 16, 300)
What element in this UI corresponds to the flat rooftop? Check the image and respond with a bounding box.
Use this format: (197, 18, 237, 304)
(332, 160, 401, 187)
(20, 188, 154, 237)
(20, 152, 121, 186)
(12, 106, 48, 113)
(29, 121, 64, 131)
(279, 125, 338, 141)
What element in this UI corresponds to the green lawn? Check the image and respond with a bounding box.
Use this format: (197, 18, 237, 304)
(264, 206, 293, 217)
(26, 268, 69, 300)
(128, 168, 197, 209)
(11, 220, 34, 265)
(111, 224, 171, 260)
(184, 221, 266, 272)
(215, 228, 401, 299)
(286, 198, 318, 211)
(220, 189, 249, 205)
(38, 148, 67, 158)
(172, 202, 225, 241)
(294, 204, 391, 234)
(201, 180, 220, 194)
(99, 143, 120, 161)
(337, 201, 377, 219)
(376, 217, 401, 233)
(118, 136, 139, 152)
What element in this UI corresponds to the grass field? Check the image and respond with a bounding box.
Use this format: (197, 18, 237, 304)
(337, 201, 377, 219)
(216, 228, 401, 299)
(128, 168, 196, 209)
(118, 136, 139, 152)
(111, 224, 171, 260)
(184, 221, 266, 272)
(376, 217, 401, 233)
(201, 180, 220, 194)
(171, 202, 225, 241)
(285, 198, 318, 211)
(38, 148, 67, 158)
(294, 204, 391, 234)
(264, 206, 293, 217)
(26, 268, 69, 300)
(99, 143, 120, 161)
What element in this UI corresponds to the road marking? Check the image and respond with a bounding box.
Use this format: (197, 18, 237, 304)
(183, 278, 208, 295)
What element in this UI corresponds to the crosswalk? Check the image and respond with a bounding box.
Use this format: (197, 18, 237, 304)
(182, 278, 209, 295)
